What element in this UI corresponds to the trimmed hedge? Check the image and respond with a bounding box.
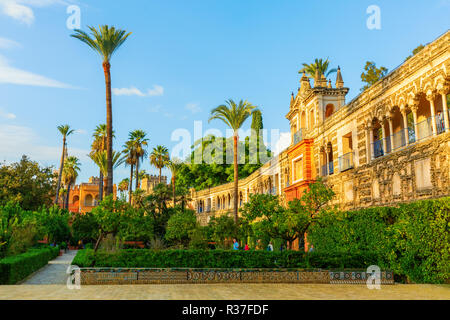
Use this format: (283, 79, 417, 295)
(72, 249, 377, 269)
(0, 246, 59, 284)
(308, 197, 450, 284)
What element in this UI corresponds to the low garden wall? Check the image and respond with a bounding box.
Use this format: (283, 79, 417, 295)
(77, 268, 394, 285)
(71, 249, 394, 285)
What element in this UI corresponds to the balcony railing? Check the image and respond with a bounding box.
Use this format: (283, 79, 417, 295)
(321, 164, 327, 176)
(372, 139, 384, 158)
(416, 117, 433, 141)
(339, 152, 354, 172)
(392, 130, 406, 151)
(408, 126, 416, 144)
(436, 114, 445, 134)
(328, 161, 334, 175)
(292, 129, 304, 145)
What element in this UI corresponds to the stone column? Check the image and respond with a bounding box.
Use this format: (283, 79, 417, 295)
(325, 145, 330, 175)
(411, 105, 419, 141)
(440, 90, 449, 132)
(401, 107, 410, 145)
(388, 115, 394, 150)
(427, 93, 437, 136)
(381, 120, 387, 154)
(365, 125, 371, 163)
(369, 126, 374, 160)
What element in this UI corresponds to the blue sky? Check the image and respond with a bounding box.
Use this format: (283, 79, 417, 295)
(0, 0, 449, 184)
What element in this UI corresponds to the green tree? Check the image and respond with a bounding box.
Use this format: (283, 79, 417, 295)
(150, 145, 170, 183)
(207, 215, 239, 249)
(165, 209, 198, 247)
(62, 156, 81, 210)
(360, 61, 388, 91)
(71, 211, 99, 245)
(0, 156, 56, 210)
(89, 150, 126, 197)
(405, 44, 425, 61)
(91, 196, 130, 252)
(123, 140, 137, 204)
(167, 158, 183, 205)
(54, 125, 75, 205)
(299, 58, 337, 78)
(72, 26, 132, 196)
(128, 130, 149, 190)
(118, 178, 130, 200)
(90, 124, 115, 201)
(209, 99, 258, 222)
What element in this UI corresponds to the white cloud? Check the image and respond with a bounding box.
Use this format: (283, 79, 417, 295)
(112, 86, 146, 96)
(74, 128, 86, 135)
(0, 107, 16, 119)
(0, 124, 89, 164)
(113, 85, 164, 97)
(272, 131, 291, 156)
(0, 54, 73, 88)
(147, 85, 164, 96)
(0, 0, 68, 25)
(148, 105, 162, 113)
(185, 102, 201, 114)
(0, 37, 20, 49)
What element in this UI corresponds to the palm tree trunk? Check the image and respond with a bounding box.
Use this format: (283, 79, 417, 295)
(54, 138, 66, 205)
(128, 163, 134, 204)
(233, 133, 239, 223)
(65, 183, 71, 210)
(103, 61, 113, 196)
(99, 171, 104, 201)
(159, 167, 162, 184)
(172, 175, 176, 206)
(135, 158, 139, 191)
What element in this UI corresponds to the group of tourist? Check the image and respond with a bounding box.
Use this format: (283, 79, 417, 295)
(232, 238, 274, 251)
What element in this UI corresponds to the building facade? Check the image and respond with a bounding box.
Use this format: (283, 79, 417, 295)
(190, 30, 450, 224)
(64, 177, 117, 213)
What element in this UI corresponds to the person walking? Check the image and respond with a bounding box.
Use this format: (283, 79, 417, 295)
(267, 242, 273, 252)
(232, 238, 239, 250)
(244, 243, 250, 251)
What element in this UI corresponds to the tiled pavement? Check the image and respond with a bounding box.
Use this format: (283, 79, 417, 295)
(0, 283, 449, 300)
(20, 250, 78, 285)
(5, 250, 448, 299)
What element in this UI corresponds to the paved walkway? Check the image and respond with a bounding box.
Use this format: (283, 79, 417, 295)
(1, 283, 449, 300)
(20, 250, 78, 285)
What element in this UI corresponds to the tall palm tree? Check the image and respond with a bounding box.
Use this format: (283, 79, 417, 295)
(167, 158, 182, 205)
(299, 58, 337, 78)
(89, 150, 126, 196)
(90, 124, 115, 201)
(55, 125, 75, 205)
(118, 178, 130, 200)
(62, 156, 81, 210)
(150, 145, 170, 184)
(128, 130, 149, 191)
(71, 25, 132, 196)
(209, 99, 258, 222)
(123, 140, 137, 204)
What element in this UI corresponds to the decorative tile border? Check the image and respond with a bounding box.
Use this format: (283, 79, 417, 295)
(77, 268, 394, 285)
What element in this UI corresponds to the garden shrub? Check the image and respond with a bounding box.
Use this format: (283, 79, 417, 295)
(308, 197, 450, 283)
(0, 246, 59, 284)
(72, 249, 377, 269)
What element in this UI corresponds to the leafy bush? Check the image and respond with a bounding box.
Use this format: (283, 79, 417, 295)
(0, 246, 59, 284)
(308, 197, 450, 283)
(71, 212, 99, 244)
(165, 209, 197, 247)
(72, 249, 377, 269)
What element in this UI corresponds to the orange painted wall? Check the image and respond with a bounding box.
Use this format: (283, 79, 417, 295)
(283, 139, 316, 251)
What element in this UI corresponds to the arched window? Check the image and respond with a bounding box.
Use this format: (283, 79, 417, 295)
(325, 104, 334, 119)
(84, 194, 93, 206)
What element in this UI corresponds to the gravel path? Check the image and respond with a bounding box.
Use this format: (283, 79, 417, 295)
(20, 250, 78, 285)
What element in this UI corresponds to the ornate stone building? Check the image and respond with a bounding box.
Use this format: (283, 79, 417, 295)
(64, 177, 117, 213)
(190, 30, 450, 224)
